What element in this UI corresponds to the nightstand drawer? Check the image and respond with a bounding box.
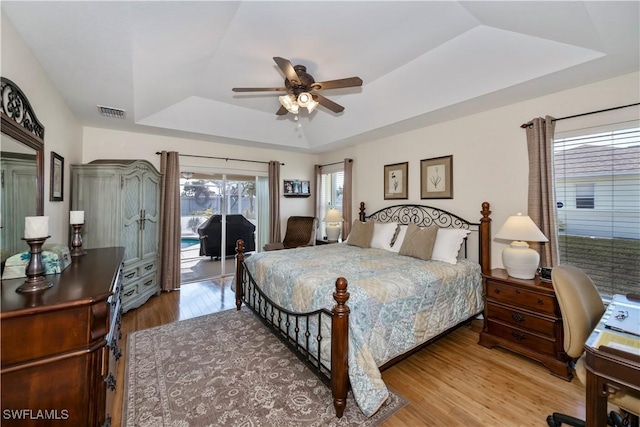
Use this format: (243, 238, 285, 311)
(486, 281, 556, 315)
(486, 302, 556, 337)
(486, 319, 557, 356)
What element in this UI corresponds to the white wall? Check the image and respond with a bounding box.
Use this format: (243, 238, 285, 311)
(320, 72, 640, 268)
(81, 127, 318, 234)
(1, 12, 83, 245)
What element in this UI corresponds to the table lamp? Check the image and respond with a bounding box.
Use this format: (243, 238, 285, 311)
(323, 208, 344, 242)
(494, 213, 549, 279)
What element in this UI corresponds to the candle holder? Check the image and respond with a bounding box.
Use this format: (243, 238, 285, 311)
(17, 236, 53, 293)
(70, 224, 86, 257)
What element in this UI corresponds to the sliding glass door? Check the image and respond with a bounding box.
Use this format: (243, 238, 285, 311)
(180, 172, 262, 282)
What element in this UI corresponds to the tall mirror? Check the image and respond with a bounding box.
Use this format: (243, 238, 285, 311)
(1, 77, 45, 267)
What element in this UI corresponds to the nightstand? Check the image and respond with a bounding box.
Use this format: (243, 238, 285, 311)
(315, 239, 338, 245)
(478, 268, 572, 380)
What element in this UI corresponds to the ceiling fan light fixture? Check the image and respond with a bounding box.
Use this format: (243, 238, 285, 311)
(278, 94, 299, 114)
(306, 99, 319, 114)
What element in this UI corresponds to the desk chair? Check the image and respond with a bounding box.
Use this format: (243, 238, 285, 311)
(547, 265, 640, 427)
(263, 216, 318, 251)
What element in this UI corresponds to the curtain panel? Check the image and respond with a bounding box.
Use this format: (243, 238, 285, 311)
(159, 151, 181, 291)
(268, 160, 281, 244)
(342, 158, 353, 238)
(526, 116, 559, 268)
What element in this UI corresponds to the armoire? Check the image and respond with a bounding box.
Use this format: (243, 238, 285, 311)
(71, 159, 162, 312)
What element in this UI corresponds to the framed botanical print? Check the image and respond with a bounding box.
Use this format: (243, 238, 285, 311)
(383, 162, 408, 200)
(420, 155, 453, 199)
(50, 151, 64, 201)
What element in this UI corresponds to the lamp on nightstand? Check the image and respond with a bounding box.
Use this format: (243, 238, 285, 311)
(323, 208, 344, 242)
(495, 213, 548, 280)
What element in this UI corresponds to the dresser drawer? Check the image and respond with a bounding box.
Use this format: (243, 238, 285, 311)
(122, 267, 139, 285)
(140, 259, 157, 277)
(486, 319, 557, 356)
(486, 302, 557, 337)
(485, 280, 556, 315)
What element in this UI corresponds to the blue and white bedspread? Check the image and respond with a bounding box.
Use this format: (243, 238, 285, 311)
(242, 243, 483, 417)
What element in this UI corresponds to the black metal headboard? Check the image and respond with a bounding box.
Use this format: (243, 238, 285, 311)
(359, 203, 480, 259)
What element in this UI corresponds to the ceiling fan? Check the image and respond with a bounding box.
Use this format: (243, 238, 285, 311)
(232, 57, 363, 116)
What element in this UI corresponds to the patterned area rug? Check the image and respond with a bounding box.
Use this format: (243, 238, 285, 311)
(123, 308, 407, 426)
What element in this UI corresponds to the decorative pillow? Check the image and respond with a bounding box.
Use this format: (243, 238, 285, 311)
(345, 220, 374, 248)
(431, 228, 471, 264)
(398, 223, 439, 260)
(370, 222, 398, 251)
(389, 224, 408, 253)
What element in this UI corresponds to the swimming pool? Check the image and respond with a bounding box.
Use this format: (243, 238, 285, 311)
(181, 237, 200, 249)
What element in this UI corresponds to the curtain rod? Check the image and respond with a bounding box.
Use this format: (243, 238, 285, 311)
(156, 152, 284, 166)
(320, 159, 353, 168)
(519, 102, 640, 129)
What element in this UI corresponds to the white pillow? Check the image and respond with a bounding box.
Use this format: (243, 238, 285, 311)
(431, 228, 471, 264)
(370, 222, 398, 251)
(389, 225, 408, 253)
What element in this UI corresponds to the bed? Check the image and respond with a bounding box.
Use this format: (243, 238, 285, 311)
(234, 201, 492, 418)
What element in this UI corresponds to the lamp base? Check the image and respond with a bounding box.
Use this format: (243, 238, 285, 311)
(326, 224, 340, 242)
(502, 241, 540, 280)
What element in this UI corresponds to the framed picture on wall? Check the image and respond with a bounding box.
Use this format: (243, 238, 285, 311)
(50, 151, 64, 202)
(383, 162, 408, 200)
(283, 179, 311, 197)
(420, 155, 453, 199)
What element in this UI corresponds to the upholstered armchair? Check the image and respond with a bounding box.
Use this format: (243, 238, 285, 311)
(264, 216, 318, 251)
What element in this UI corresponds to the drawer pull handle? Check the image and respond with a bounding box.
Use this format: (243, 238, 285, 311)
(125, 272, 135, 279)
(511, 313, 525, 322)
(512, 331, 526, 341)
(145, 264, 153, 271)
(538, 298, 544, 305)
(494, 288, 501, 294)
(124, 289, 135, 297)
(143, 279, 153, 287)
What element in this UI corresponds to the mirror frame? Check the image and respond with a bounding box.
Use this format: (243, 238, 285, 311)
(1, 77, 45, 215)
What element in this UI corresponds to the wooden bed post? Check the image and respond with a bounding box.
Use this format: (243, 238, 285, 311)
(480, 202, 492, 275)
(235, 239, 245, 310)
(358, 201, 366, 222)
(331, 277, 350, 418)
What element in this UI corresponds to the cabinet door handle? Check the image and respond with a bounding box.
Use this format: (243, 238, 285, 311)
(511, 313, 525, 322)
(512, 331, 526, 341)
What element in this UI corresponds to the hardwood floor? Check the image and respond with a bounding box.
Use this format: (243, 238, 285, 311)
(112, 278, 586, 426)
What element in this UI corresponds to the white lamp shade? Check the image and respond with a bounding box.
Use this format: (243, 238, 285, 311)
(70, 210, 84, 224)
(495, 213, 548, 279)
(278, 94, 299, 114)
(495, 213, 548, 242)
(323, 208, 344, 223)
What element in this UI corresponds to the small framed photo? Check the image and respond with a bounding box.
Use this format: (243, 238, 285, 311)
(283, 179, 311, 197)
(384, 162, 408, 200)
(50, 151, 64, 202)
(420, 155, 453, 199)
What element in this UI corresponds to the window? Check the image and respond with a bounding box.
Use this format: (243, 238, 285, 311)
(319, 169, 344, 239)
(575, 183, 594, 209)
(554, 124, 640, 297)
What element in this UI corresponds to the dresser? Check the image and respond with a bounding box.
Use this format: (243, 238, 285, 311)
(478, 268, 572, 380)
(1, 247, 124, 426)
(71, 159, 161, 312)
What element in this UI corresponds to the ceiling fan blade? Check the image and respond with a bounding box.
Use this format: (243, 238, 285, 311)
(312, 77, 363, 91)
(232, 87, 287, 92)
(313, 93, 344, 113)
(276, 105, 288, 116)
(273, 57, 301, 86)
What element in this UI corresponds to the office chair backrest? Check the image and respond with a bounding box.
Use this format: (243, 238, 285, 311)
(551, 265, 605, 359)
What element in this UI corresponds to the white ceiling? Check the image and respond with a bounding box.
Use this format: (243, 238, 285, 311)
(3, 1, 639, 154)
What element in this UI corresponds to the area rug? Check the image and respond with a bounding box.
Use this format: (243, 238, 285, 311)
(123, 308, 407, 426)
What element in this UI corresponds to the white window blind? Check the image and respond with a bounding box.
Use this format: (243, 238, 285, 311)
(319, 170, 344, 239)
(554, 124, 640, 297)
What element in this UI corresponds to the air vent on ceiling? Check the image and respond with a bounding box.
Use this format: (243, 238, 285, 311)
(97, 105, 126, 119)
